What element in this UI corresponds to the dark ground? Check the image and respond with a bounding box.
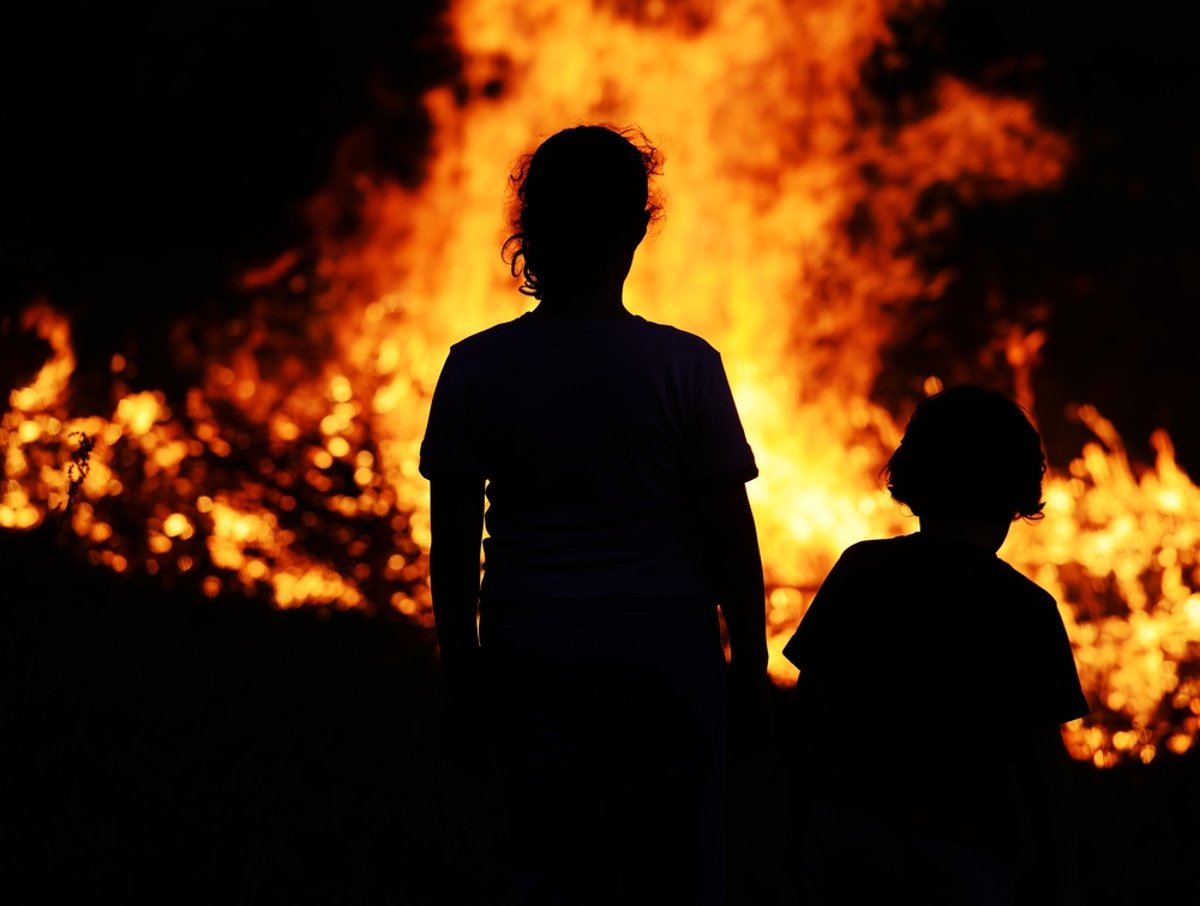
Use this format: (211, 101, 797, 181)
(4, 528, 1196, 903)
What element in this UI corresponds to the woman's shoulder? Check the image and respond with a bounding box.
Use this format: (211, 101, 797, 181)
(445, 314, 725, 376)
(636, 318, 720, 351)
(621, 319, 730, 376)
(440, 316, 541, 373)
(450, 315, 530, 350)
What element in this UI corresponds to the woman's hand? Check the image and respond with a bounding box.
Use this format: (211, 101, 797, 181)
(728, 661, 775, 754)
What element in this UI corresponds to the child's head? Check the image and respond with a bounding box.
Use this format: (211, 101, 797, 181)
(884, 384, 1046, 523)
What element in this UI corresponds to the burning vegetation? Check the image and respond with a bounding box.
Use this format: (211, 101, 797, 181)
(2, 0, 1197, 768)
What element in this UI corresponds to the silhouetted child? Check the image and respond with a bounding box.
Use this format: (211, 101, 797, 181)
(784, 384, 1088, 906)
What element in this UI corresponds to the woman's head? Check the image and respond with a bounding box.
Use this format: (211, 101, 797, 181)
(502, 124, 663, 300)
(884, 384, 1046, 523)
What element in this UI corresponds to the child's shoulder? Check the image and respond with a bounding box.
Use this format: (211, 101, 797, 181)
(822, 536, 920, 585)
(992, 555, 1058, 609)
(836, 534, 920, 564)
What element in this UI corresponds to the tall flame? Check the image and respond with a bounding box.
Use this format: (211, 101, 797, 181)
(2, 0, 1197, 766)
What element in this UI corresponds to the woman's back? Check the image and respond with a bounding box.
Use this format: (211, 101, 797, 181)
(421, 312, 756, 600)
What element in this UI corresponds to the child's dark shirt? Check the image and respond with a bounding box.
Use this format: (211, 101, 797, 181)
(783, 532, 1088, 854)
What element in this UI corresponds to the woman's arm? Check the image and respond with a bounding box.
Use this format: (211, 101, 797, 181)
(428, 476, 487, 752)
(688, 482, 772, 743)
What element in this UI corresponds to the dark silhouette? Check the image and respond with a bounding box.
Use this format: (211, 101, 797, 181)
(783, 384, 1089, 905)
(419, 125, 770, 904)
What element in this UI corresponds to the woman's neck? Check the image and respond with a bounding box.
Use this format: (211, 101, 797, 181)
(534, 284, 631, 320)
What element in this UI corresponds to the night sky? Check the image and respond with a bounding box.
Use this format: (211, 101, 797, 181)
(3, 0, 1198, 473)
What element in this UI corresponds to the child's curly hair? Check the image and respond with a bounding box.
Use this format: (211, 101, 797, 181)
(501, 124, 663, 299)
(884, 384, 1046, 522)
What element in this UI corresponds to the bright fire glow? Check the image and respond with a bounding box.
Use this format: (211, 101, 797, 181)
(2, 0, 1196, 766)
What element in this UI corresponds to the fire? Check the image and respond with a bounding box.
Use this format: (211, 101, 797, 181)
(1, 0, 1197, 766)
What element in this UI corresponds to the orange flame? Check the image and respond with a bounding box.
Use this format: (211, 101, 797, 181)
(1, 0, 1196, 765)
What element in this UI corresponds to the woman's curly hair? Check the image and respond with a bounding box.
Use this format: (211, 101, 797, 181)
(884, 384, 1047, 522)
(501, 124, 664, 300)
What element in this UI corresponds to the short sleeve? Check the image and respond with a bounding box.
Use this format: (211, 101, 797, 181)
(685, 350, 758, 485)
(1011, 590, 1090, 727)
(419, 347, 483, 480)
(781, 544, 864, 676)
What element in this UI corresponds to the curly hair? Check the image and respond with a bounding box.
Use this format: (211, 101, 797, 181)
(501, 124, 664, 300)
(884, 384, 1047, 522)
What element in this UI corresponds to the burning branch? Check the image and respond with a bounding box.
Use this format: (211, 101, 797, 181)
(58, 431, 95, 523)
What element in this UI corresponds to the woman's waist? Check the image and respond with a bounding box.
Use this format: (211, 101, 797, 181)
(480, 592, 715, 615)
(477, 594, 723, 662)
(480, 540, 713, 600)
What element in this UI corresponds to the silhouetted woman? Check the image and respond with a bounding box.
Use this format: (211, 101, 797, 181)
(419, 125, 770, 905)
(784, 385, 1088, 905)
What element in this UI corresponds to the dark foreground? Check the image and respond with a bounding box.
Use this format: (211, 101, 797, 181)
(3, 529, 1195, 903)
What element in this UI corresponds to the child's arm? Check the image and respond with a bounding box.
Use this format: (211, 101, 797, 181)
(1013, 724, 1082, 906)
(1004, 579, 1088, 903)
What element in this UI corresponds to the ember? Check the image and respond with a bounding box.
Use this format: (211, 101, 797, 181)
(2, 0, 1197, 768)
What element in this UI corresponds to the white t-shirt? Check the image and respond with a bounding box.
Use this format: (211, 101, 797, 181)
(419, 312, 757, 600)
